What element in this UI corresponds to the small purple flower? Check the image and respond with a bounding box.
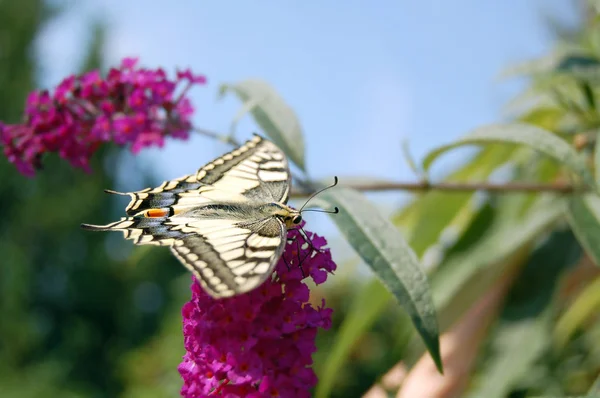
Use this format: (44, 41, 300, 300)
(0, 57, 207, 176)
(177, 69, 208, 84)
(179, 226, 336, 398)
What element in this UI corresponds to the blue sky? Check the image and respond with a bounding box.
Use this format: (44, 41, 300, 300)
(35, 1, 578, 259)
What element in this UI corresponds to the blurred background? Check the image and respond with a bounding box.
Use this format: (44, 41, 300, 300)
(2, 0, 599, 397)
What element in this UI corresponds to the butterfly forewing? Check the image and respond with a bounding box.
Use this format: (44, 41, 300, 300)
(81, 134, 294, 298)
(120, 135, 290, 216)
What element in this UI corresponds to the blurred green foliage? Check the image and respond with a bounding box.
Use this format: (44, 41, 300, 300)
(0, 2, 187, 397)
(3, 1, 600, 398)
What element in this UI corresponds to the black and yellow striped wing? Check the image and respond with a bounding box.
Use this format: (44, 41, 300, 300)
(120, 134, 291, 217)
(82, 134, 293, 298)
(82, 214, 286, 297)
(170, 217, 286, 297)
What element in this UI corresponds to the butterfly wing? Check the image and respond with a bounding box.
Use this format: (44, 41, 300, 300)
(82, 214, 286, 298)
(169, 216, 286, 297)
(82, 134, 293, 298)
(118, 134, 291, 217)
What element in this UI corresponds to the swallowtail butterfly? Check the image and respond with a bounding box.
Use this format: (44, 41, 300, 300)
(82, 135, 306, 298)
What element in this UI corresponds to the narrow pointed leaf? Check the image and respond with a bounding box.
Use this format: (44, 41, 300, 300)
(554, 275, 600, 348)
(555, 54, 600, 73)
(595, 130, 600, 186)
(498, 52, 563, 80)
(467, 230, 581, 398)
(403, 195, 564, 365)
(219, 79, 306, 170)
(406, 145, 517, 255)
(393, 145, 517, 243)
(422, 123, 595, 188)
(566, 194, 600, 266)
(320, 188, 442, 372)
(589, 373, 600, 394)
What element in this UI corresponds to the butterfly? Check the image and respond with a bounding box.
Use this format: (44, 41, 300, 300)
(82, 134, 309, 298)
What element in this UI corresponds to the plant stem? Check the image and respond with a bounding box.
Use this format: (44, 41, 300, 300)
(290, 180, 581, 197)
(189, 127, 582, 197)
(192, 127, 239, 146)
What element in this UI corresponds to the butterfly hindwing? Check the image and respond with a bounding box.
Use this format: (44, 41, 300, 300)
(170, 217, 286, 297)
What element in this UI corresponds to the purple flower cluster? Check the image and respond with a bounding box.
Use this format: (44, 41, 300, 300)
(178, 226, 335, 398)
(0, 58, 206, 176)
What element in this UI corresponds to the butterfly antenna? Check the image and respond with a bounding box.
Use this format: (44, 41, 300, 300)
(299, 176, 339, 213)
(301, 207, 339, 215)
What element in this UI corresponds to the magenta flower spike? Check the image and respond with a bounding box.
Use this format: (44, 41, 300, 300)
(178, 226, 335, 398)
(0, 58, 206, 176)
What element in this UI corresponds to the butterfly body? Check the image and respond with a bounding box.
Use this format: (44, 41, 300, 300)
(82, 135, 301, 298)
(167, 201, 300, 226)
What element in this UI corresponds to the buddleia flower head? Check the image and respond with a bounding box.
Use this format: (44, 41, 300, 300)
(0, 58, 206, 176)
(178, 225, 335, 397)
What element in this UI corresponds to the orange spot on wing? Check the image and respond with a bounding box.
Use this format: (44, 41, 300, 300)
(146, 208, 169, 218)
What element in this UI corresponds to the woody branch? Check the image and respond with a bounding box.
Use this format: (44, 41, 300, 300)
(289, 180, 581, 198)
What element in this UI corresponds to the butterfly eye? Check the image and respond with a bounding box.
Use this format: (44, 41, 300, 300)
(292, 215, 302, 224)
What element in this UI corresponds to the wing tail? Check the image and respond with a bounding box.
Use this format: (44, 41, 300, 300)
(81, 217, 187, 246)
(103, 189, 129, 196)
(81, 219, 131, 231)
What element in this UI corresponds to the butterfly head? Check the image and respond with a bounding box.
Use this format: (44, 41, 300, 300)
(265, 177, 340, 229)
(283, 211, 303, 228)
(264, 203, 302, 228)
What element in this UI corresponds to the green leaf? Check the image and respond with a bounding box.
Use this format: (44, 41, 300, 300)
(527, 396, 600, 398)
(467, 229, 582, 398)
(434, 195, 563, 322)
(519, 107, 565, 130)
(554, 275, 600, 348)
(589, 372, 600, 394)
(469, 316, 550, 398)
(555, 54, 600, 73)
(498, 51, 565, 80)
(403, 195, 564, 365)
(422, 123, 595, 188)
(406, 145, 517, 255)
(579, 80, 597, 110)
(566, 194, 600, 266)
(393, 145, 516, 240)
(314, 279, 390, 398)
(595, 130, 600, 186)
(219, 79, 306, 170)
(319, 188, 442, 372)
